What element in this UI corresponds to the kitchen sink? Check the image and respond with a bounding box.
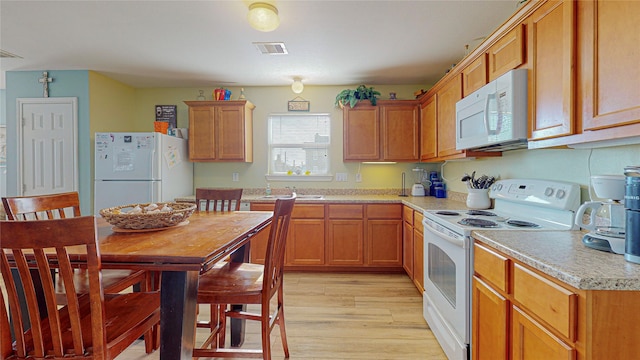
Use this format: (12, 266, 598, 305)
(258, 194, 324, 200)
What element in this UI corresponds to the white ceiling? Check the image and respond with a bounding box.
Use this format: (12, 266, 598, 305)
(0, 0, 523, 89)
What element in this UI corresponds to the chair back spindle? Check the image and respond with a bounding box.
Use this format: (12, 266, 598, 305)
(195, 188, 243, 212)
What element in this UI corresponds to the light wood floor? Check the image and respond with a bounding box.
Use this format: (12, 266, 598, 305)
(121, 272, 446, 360)
(2, 272, 446, 359)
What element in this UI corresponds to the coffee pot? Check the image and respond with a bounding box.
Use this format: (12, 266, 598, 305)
(575, 175, 626, 254)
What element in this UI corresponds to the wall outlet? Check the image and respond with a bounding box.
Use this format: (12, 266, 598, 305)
(232, 172, 239, 182)
(355, 173, 362, 182)
(336, 173, 348, 182)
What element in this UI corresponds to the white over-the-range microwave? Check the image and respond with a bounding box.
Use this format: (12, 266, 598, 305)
(455, 68, 528, 152)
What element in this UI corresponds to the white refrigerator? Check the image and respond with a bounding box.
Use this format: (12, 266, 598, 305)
(94, 132, 193, 215)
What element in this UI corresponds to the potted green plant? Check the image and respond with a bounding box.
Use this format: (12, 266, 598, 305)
(335, 85, 381, 108)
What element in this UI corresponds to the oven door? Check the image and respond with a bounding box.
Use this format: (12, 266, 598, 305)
(422, 218, 470, 360)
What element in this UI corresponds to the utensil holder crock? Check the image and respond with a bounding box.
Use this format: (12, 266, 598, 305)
(467, 188, 491, 209)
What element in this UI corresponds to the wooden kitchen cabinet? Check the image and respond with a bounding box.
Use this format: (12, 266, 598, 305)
(327, 204, 364, 266)
(286, 204, 325, 266)
(412, 211, 424, 292)
(184, 100, 254, 162)
(402, 206, 414, 278)
(488, 24, 525, 82)
(419, 94, 437, 161)
(462, 54, 488, 97)
(527, 0, 575, 141)
(366, 204, 402, 267)
(249, 202, 274, 264)
(577, 0, 640, 132)
(343, 100, 419, 162)
(436, 74, 463, 158)
(473, 240, 640, 359)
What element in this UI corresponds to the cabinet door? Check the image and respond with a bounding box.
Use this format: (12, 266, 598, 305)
(578, 0, 640, 131)
(343, 103, 380, 161)
(249, 203, 275, 264)
(472, 276, 509, 360)
(327, 219, 364, 265)
(463, 54, 488, 96)
(488, 24, 525, 81)
(529, 0, 575, 140)
(512, 306, 574, 359)
(286, 219, 325, 265)
(436, 74, 463, 158)
(419, 95, 437, 160)
(403, 220, 414, 277)
(217, 105, 246, 160)
(188, 105, 216, 160)
(381, 104, 419, 161)
(413, 212, 424, 291)
(366, 219, 402, 266)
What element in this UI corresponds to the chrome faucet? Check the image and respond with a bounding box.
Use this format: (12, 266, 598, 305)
(285, 186, 297, 195)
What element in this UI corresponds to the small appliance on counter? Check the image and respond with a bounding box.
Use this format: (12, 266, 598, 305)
(624, 166, 640, 264)
(411, 168, 427, 196)
(575, 175, 626, 254)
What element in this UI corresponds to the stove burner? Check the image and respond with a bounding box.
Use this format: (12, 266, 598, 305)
(436, 211, 460, 216)
(506, 219, 540, 228)
(458, 218, 499, 228)
(467, 210, 497, 216)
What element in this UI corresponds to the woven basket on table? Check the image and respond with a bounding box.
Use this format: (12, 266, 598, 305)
(100, 202, 197, 230)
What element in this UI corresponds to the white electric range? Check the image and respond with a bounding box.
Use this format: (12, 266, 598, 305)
(421, 179, 581, 360)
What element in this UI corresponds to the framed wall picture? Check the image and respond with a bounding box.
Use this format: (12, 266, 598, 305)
(288, 97, 310, 112)
(155, 105, 177, 128)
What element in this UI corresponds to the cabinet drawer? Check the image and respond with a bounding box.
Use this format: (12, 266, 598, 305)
(414, 212, 424, 233)
(367, 204, 402, 219)
(474, 243, 509, 293)
(328, 204, 364, 219)
(403, 206, 414, 226)
(250, 203, 275, 211)
(513, 263, 577, 340)
(292, 204, 325, 219)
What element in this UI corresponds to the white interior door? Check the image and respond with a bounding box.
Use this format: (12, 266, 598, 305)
(17, 98, 78, 196)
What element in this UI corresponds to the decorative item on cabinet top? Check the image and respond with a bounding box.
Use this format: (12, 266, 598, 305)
(335, 85, 381, 108)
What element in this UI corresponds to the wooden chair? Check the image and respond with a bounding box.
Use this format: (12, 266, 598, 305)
(0, 216, 160, 359)
(193, 195, 295, 360)
(193, 188, 244, 333)
(1, 192, 158, 352)
(195, 188, 243, 212)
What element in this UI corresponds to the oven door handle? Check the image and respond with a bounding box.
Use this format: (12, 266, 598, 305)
(423, 221, 466, 248)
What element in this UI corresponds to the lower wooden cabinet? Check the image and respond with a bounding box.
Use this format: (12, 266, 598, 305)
(403, 205, 425, 292)
(472, 276, 509, 360)
(473, 240, 640, 359)
(250, 202, 403, 271)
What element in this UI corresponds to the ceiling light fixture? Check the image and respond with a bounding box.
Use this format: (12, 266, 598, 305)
(291, 78, 304, 94)
(247, 2, 280, 32)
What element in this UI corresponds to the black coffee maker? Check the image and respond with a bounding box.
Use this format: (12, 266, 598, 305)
(624, 166, 640, 264)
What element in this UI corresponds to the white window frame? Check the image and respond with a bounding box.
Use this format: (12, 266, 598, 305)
(265, 113, 333, 182)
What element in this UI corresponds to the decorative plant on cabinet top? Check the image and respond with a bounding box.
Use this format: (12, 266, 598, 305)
(335, 85, 381, 108)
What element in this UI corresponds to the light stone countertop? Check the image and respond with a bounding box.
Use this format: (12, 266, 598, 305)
(472, 230, 640, 291)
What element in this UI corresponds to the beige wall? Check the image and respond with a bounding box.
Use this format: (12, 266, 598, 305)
(127, 82, 640, 201)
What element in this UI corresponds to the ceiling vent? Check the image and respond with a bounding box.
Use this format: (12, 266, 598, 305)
(253, 42, 288, 55)
(0, 49, 22, 58)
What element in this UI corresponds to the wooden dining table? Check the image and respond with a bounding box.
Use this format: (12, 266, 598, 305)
(96, 210, 273, 359)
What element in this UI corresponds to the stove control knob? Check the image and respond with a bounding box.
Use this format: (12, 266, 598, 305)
(556, 189, 566, 199)
(544, 187, 554, 197)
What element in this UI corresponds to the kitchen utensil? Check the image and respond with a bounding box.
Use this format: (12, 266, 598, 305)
(576, 175, 626, 254)
(411, 168, 427, 196)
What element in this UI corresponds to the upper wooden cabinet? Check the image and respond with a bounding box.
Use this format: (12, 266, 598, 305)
(343, 100, 419, 162)
(419, 94, 437, 161)
(528, 0, 575, 141)
(577, 0, 640, 132)
(184, 100, 255, 162)
(488, 24, 526, 81)
(436, 74, 464, 158)
(462, 54, 488, 97)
